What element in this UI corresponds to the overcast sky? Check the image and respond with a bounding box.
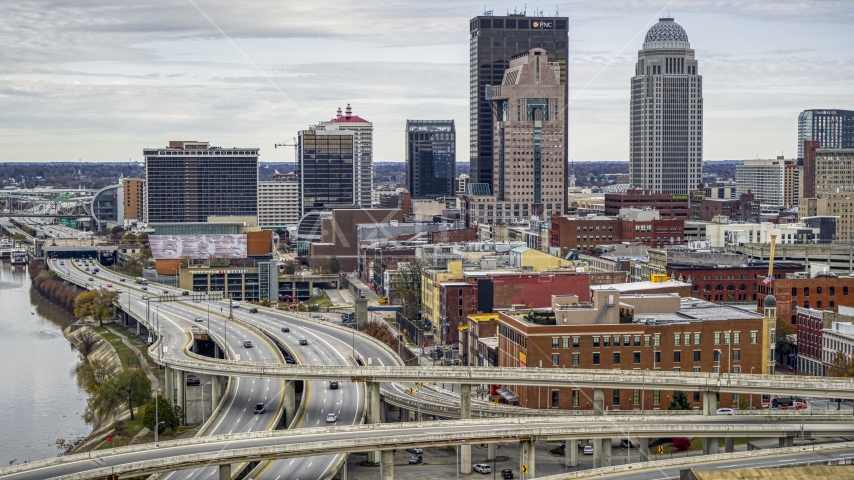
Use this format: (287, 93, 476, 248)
(2, 0, 853, 163)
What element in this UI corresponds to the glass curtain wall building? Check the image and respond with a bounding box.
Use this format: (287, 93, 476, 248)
(405, 120, 456, 198)
(798, 109, 854, 158)
(298, 129, 355, 216)
(143, 141, 259, 223)
(469, 11, 568, 203)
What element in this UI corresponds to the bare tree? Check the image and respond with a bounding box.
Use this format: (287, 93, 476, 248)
(75, 329, 101, 356)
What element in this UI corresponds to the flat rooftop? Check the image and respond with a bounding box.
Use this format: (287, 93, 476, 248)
(591, 280, 687, 292)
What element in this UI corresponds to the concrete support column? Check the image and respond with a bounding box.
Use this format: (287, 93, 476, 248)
(702, 391, 718, 455)
(725, 437, 734, 453)
(593, 439, 611, 468)
(284, 381, 295, 426)
(593, 388, 605, 415)
(702, 437, 719, 455)
(218, 464, 231, 480)
(399, 407, 409, 422)
(339, 457, 347, 480)
(639, 438, 650, 462)
(459, 384, 472, 474)
(487, 443, 497, 461)
(566, 440, 579, 467)
(211, 376, 222, 414)
(176, 370, 186, 422)
(136, 317, 141, 335)
(367, 382, 381, 463)
(520, 440, 535, 478)
(779, 436, 793, 448)
(380, 450, 393, 480)
(165, 366, 174, 405)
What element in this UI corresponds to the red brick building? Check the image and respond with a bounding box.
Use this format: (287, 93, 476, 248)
(698, 192, 760, 222)
(437, 271, 627, 346)
(802, 140, 820, 199)
(549, 215, 685, 256)
(758, 274, 854, 331)
(666, 262, 803, 303)
(429, 227, 478, 244)
(604, 189, 689, 219)
(494, 295, 772, 411)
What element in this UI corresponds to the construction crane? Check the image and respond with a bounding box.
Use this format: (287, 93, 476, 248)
(274, 137, 298, 161)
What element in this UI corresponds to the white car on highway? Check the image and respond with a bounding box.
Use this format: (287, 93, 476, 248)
(326, 413, 337, 423)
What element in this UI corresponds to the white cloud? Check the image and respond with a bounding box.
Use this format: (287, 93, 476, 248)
(0, 0, 853, 162)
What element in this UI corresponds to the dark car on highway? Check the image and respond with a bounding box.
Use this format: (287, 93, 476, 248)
(408, 455, 422, 464)
(330, 381, 339, 390)
(254, 403, 265, 414)
(299, 339, 308, 345)
(249, 307, 258, 313)
(405, 448, 423, 454)
(281, 326, 290, 332)
(501, 469, 514, 479)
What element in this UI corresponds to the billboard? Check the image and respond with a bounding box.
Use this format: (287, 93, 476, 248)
(149, 234, 247, 260)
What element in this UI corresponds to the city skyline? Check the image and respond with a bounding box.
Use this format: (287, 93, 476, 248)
(2, 1, 853, 163)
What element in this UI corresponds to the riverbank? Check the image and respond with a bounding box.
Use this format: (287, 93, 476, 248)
(28, 259, 81, 313)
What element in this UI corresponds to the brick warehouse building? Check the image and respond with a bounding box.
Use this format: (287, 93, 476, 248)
(758, 274, 854, 331)
(493, 290, 775, 410)
(604, 189, 689, 218)
(665, 262, 803, 303)
(437, 270, 627, 346)
(549, 214, 685, 256)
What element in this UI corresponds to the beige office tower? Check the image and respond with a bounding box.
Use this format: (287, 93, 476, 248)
(473, 47, 565, 223)
(316, 104, 373, 207)
(630, 18, 703, 195)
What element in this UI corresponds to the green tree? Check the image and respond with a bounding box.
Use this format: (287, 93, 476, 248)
(828, 350, 854, 378)
(143, 395, 177, 434)
(122, 233, 139, 244)
(328, 256, 341, 274)
(75, 357, 113, 394)
(90, 369, 151, 421)
(737, 397, 750, 411)
(776, 318, 796, 365)
(13, 232, 25, 242)
(74, 288, 119, 326)
(284, 262, 296, 275)
(668, 391, 691, 410)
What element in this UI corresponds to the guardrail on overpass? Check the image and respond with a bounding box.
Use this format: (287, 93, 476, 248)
(3, 416, 854, 480)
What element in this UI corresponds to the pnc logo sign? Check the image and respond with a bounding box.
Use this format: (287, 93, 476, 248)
(532, 20, 553, 29)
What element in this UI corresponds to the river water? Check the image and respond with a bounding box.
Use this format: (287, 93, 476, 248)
(0, 263, 91, 465)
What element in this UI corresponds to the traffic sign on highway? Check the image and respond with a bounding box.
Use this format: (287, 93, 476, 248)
(521, 464, 528, 474)
(407, 387, 414, 395)
(657, 445, 664, 454)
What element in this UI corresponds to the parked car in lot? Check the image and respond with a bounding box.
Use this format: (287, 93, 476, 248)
(243, 340, 253, 348)
(405, 447, 423, 454)
(583, 445, 594, 455)
(249, 307, 258, 313)
(501, 469, 514, 479)
(329, 381, 339, 389)
(473, 464, 491, 474)
(716, 408, 735, 415)
(408, 455, 422, 464)
(299, 339, 308, 345)
(254, 403, 265, 414)
(326, 413, 337, 423)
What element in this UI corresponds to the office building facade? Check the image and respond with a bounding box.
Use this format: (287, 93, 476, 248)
(469, 12, 568, 193)
(735, 158, 799, 207)
(316, 105, 372, 207)
(461, 47, 566, 226)
(258, 173, 299, 229)
(298, 128, 355, 216)
(630, 18, 703, 195)
(143, 141, 259, 223)
(798, 109, 854, 158)
(406, 120, 456, 198)
(122, 178, 144, 221)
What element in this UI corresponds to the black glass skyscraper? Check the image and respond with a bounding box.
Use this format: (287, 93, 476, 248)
(798, 109, 854, 158)
(469, 12, 568, 193)
(298, 129, 355, 216)
(406, 120, 456, 198)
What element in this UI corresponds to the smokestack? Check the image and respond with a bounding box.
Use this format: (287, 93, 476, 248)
(345, 103, 352, 119)
(336, 107, 342, 118)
